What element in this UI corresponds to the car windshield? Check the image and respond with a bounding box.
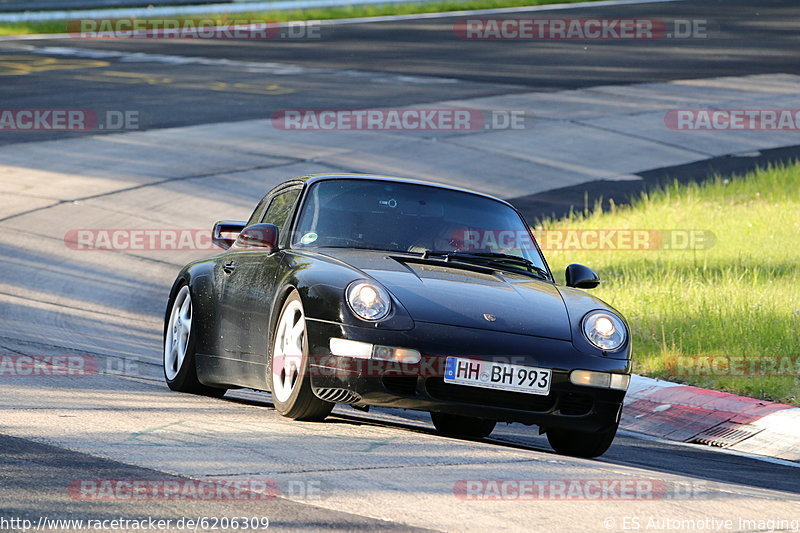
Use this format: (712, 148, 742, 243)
(291, 179, 548, 273)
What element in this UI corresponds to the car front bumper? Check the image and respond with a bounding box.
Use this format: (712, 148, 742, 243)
(304, 319, 629, 432)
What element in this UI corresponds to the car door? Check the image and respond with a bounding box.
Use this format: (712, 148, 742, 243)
(218, 185, 303, 381)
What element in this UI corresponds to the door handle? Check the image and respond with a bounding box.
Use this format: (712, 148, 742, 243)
(223, 261, 236, 274)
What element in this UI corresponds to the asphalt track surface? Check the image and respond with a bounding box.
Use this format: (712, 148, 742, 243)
(0, 0, 799, 142)
(1, 0, 799, 531)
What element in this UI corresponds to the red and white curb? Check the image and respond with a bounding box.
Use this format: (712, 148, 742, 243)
(622, 375, 800, 462)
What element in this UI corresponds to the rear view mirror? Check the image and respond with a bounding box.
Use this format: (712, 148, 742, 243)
(233, 223, 279, 251)
(565, 264, 600, 289)
(212, 220, 246, 249)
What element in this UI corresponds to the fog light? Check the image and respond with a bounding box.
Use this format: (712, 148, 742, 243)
(610, 373, 631, 391)
(329, 338, 373, 359)
(372, 346, 421, 364)
(570, 370, 630, 391)
(329, 338, 421, 364)
(570, 370, 611, 388)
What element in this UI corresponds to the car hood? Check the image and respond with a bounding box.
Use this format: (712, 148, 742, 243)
(322, 250, 572, 341)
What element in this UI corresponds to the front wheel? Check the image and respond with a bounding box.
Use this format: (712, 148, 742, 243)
(431, 412, 496, 439)
(546, 422, 619, 458)
(268, 291, 333, 421)
(163, 283, 227, 397)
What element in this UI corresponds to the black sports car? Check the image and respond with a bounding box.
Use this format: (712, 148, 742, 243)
(164, 174, 631, 458)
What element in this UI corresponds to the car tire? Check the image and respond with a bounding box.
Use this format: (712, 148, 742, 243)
(163, 283, 227, 398)
(430, 412, 496, 439)
(268, 290, 334, 421)
(546, 422, 619, 458)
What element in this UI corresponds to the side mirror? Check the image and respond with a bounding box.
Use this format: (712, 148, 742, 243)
(212, 220, 246, 249)
(233, 223, 279, 251)
(565, 264, 600, 289)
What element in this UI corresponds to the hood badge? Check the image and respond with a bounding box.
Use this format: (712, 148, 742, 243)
(483, 313, 497, 322)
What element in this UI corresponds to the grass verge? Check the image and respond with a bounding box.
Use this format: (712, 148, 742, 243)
(540, 163, 800, 405)
(0, 0, 597, 35)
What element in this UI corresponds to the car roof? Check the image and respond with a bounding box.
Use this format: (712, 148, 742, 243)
(288, 173, 513, 207)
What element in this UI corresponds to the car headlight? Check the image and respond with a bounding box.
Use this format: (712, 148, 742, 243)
(582, 311, 626, 351)
(346, 281, 392, 321)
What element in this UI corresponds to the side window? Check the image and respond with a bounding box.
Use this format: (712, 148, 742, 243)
(261, 188, 302, 235)
(246, 195, 270, 227)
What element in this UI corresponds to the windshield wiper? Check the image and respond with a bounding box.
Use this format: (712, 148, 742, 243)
(423, 250, 550, 280)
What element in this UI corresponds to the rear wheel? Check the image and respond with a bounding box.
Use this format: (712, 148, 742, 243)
(546, 422, 619, 458)
(268, 291, 333, 421)
(163, 284, 227, 397)
(430, 412, 496, 439)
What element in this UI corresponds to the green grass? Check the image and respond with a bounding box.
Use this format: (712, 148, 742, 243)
(539, 163, 800, 405)
(0, 0, 598, 35)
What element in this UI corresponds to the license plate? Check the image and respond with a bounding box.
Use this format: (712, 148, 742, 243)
(443, 357, 551, 395)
